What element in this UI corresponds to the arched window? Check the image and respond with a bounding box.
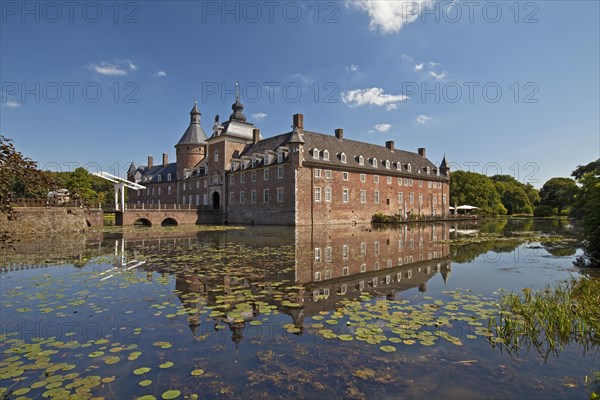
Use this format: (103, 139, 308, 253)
(372, 158, 378, 168)
(340, 153, 347, 163)
(313, 148, 319, 159)
(167, 173, 172, 181)
(358, 155, 364, 165)
(407, 164, 412, 172)
(397, 162, 402, 171)
(385, 160, 390, 169)
(214, 148, 219, 162)
(158, 175, 162, 182)
(323, 149, 330, 161)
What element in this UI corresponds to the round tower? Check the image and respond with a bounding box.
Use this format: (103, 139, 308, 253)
(176, 102, 208, 180)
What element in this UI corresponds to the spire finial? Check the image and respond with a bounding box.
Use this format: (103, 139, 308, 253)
(235, 82, 240, 102)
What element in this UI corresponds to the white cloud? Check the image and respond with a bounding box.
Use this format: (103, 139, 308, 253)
(252, 113, 268, 121)
(346, 64, 359, 72)
(90, 63, 128, 77)
(2, 100, 21, 108)
(416, 114, 432, 124)
(348, 0, 431, 34)
(429, 71, 448, 81)
(374, 123, 392, 132)
(127, 61, 138, 71)
(414, 63, 424, 71)
(341, 87, 408, 108)
(290, 73, 312, 85)
(386, 103, 398, 111)
(157, 71, 167, 77)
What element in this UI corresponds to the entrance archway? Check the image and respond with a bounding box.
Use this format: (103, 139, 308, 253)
(133, 218, 152, 227)
(212, 192, 220, 210)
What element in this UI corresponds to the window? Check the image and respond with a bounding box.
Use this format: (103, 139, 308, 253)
(358, 155, 364, 165)
(374, 190, 379, 203)
(240, 191, 245, 203)
(193, 195, 198, 205)
(157, 187, 161, 195)
(433, 194, 438, 204)
(314, 248, 321, 262)
(314, 272, 321, 281)
(251, 190, 257, 203)
(325, 246, 332, 262)
(278, 166, 284, 179)
(323, 150, 330, 161)
(360, 242, 366, 255)
(419, 180, 423, 187)
(229, 174, 234, 184)
(230, 192, 234, 204)
(397, 162, 402, 171)
(196, 180, 200, 189)
(398, 192, 403, 204)
(314, 169, 321, 178)
(342, 189, 349, 203)
(167, 185, 172, 195)
(251, 171, 256, 182)
(204, 179, 207, 188)
(360, 263, 366, 273)
(313, 148, 319, 159)
(277, 187, 284, 203)
(342, 267, 349, 276)
(325, 170, 331, 179)
(342, 172, 349, 181)
(398, 240, 403, 250)
(214, 148, 219, 162)
(240, 173, 245, 183)
(264, 168, 270, 180)
(277, 150, 284, 163)
(151, 187, 155, 195)
(387, 176, 392, 184)
(341, 153, 347, 163)
(324, 269, 331, 279)
(427, 181, 431, 188)
(342, 244, 349, 259)
(325, 187, 331, 202)
(360, 190, 366, 203)
(372, 158, 378, 167)
(410, 192, 414, 204)
(407, 164, 412, 172)
(203, 194, 208, 205)
(158, 175, 162, 182)
(374, 241, 380, 255)
(443, 194, 447, 204)
(374, 262, 379, 271)
(404, 178, 409, 186)
(374, 175, 379, 183)
(419, 193, 423, 204)
(263, 189, 269, 203)
(360, 174, 366, 182)
(385, 160, 390, 169)
(182, 196, 186, 205)
(314, 187, 321, 202)
(188, 195, 192, 205)
(167, 173, 172, 182)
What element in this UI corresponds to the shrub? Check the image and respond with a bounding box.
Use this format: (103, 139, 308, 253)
(533, 205, 553, 217)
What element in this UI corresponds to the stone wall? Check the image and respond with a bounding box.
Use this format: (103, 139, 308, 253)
(0, 207, 89, 234)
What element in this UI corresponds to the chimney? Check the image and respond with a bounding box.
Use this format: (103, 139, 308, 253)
(335, 128, 343, 140)
(418, 147, 426, 158)
(386, 141, 394, 151)
(293, 113, 304, 129)
(147, 155, 153, 168)
(162, 153, 168, 166)
(253, 128, 260, 144)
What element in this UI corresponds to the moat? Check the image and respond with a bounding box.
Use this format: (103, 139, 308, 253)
(1, 218, 598, 399)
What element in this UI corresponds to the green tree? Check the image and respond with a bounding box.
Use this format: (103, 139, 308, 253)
(500, 184, 533, 215)
(66, 167, 96, 205)
(450, 171, 507, 215)
(539, 177, 578, 214)
(571, 160, 600, 267)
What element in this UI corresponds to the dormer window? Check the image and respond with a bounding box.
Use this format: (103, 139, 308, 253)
(313, 148, 319, 159)
(407, 164, 412, 173)
(385, 160, 390, 169)
(358, 155, 364, 165)
(323, 150, 330, 161)
(158, 175, 162, 182)
(372, 158, 378, 168)
(167, 173, 172, 182)
(340, 152, 347, 163)
(396, 162, 402, 171)
(277, 150, 284, 163)
(426, 166, 430, 174)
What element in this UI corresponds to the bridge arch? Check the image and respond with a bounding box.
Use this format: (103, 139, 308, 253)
(161, 217, 178, 227)
(133, 218, 152, 227)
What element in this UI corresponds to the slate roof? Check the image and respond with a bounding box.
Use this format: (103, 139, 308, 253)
(235, 129, 445, 179)
(134, 162, 177, 183)
(177, 103, 208, 146)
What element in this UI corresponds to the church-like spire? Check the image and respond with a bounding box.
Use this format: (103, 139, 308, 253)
(190, 101, 201, 124)
(229, 82, 247, 122)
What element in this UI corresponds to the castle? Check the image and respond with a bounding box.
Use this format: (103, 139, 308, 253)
(127, 94, 450, 225)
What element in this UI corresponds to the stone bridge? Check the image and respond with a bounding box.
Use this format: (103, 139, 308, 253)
(115, 209, 199, 227)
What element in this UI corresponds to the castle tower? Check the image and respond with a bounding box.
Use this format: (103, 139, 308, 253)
(440, 155, 450, 176)
(176, 102, 208, 180)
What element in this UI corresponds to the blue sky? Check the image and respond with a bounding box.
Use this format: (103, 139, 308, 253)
(1, 0, 598, 187)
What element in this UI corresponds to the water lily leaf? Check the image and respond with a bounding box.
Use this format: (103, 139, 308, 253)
(191, 369, 204, 376)
(139, 379, 152, 387)
(380, 345, 396, 353)
(159, 361, 174, 369)
(162, 389, 181, 399)
(133, 367, 151, 375)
